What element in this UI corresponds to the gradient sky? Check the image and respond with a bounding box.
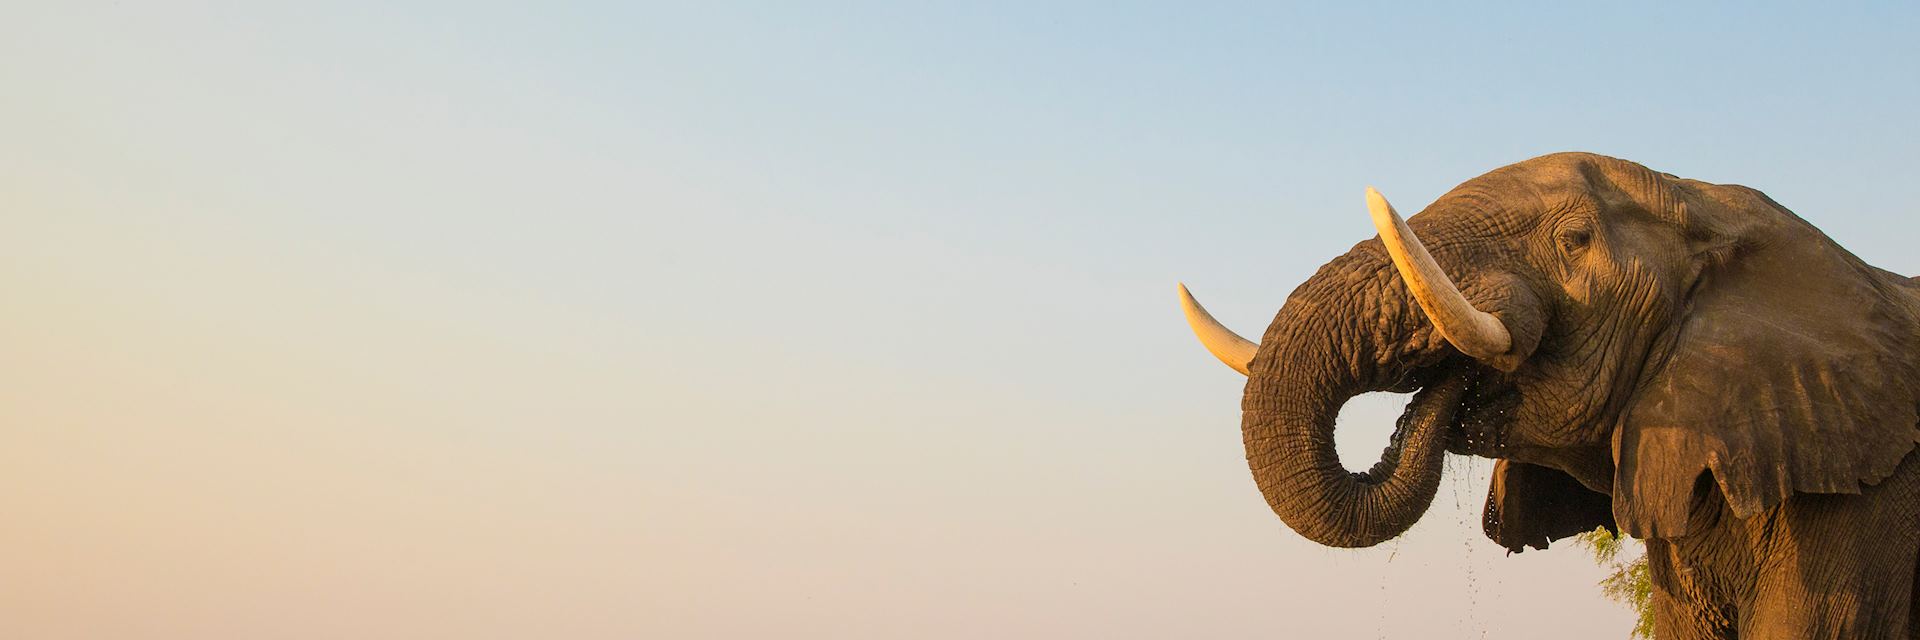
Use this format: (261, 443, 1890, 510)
(6, 2, 1919, 638)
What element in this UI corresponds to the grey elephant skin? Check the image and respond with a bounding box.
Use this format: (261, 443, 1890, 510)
(1179, 153, 1920, 639)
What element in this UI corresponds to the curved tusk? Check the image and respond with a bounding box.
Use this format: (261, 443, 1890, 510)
(1177, 283, 1259, 376)
(1366, 187, 1512, 360)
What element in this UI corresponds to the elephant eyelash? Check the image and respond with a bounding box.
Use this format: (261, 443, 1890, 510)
(1557, 228, 1593, 255)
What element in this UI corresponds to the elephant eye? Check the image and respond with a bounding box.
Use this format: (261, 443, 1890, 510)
(1557, 228, 1592, 256)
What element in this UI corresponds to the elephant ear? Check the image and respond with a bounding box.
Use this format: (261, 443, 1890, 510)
(1611, 180, 1920, 538)
(1483, 460, 1615, 553)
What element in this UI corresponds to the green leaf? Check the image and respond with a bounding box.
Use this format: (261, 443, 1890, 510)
(1573, 527, 1654, 639)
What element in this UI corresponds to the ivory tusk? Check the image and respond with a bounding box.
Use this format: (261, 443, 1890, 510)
(1366, 187, 1512, 360)
(1177, 283, 1259, 375)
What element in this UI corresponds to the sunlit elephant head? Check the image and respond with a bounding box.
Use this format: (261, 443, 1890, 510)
(1180, 152, 1920, 550)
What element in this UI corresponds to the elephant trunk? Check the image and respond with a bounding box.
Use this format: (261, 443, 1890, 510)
(1241, 252, 1468, 548)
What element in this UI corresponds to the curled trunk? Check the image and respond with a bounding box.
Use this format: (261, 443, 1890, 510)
(1241, 254, 1465, 547)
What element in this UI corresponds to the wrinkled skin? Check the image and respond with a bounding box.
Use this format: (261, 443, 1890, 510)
(1219, 153, 1920, 639)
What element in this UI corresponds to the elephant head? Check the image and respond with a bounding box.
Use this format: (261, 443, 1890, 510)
(1181, 152, 1920, 550)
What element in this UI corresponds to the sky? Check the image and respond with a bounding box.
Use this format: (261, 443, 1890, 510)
(4, 2, 1918, 638)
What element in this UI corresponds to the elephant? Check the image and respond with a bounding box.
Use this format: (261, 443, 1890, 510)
(1177, 152, 1920, 639)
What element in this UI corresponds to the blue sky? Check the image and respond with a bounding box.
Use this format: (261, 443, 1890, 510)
(5, 2, 1918, 638)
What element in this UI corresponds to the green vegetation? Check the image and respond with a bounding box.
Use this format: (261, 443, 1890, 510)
(1575, 528, 1654, 639)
